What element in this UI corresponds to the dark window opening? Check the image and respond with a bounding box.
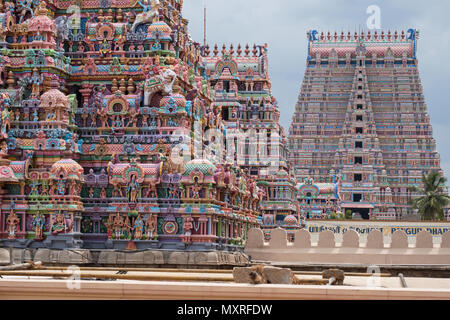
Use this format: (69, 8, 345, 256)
(356, 115, 363, 121)
(357, 104, 363, 110)
(353, 193, 362, 202)
(356, 127, 363, 134)
(357, 95, 363, 99)
(223, 81, 230, 93)
(222, 107, 229, 121)
(354, 174, 362, 181)
(355, 141, 363, 149)
(355, 157, 363, 164)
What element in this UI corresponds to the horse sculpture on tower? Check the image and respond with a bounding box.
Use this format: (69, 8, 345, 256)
(131, 0, 160, 32)
(143, 67, 177, 107)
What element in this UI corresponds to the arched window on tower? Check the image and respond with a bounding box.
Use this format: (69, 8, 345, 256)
(223, 81, 230, 93)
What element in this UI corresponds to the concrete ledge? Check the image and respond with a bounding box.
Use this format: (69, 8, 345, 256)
(34, 249, 92, 265)
(3, 248, 249, 267)
(246, 246, 450, 265)
(245, 228, 450, 266)
(0, 278, 449, 300)
(0, 248, 10, 265)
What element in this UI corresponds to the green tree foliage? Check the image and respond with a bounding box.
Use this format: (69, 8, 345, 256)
(409, 171, 450, 221)
(345, 210, 353, 220)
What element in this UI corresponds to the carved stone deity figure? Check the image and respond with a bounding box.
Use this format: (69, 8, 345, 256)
(1, 107, 10, 135)
(18, 0, 39, 24)
(100, 188, 107, 198)
(6, 211, 20, 239)
(214, 164, 225, 186)
(69, 180, 79, 196)
(127, 174, 140, 203)
(168, 184, 179, 199)
(29, 181, 39, 196)
(56, 179, 66, 195)
(41, 183, 49, 196)
(146, 181, 158, 198)
(113, 213, 123, 239)
(30, 68, 42, 99)
(192, 183, 201, 199)
(32, 212, 45, 239)
(128, 108, 139, 127)
(51, 213, 66, 235)
(90, 111, 97, 127)
(210, 187, 216, 200)
(183, 216, 193, 236)
(133, 214, 144, 240)
(97, 107, 109, 127)
(123, 216, 132, 239)
(105, 214, 114, 240)
(145, 214, 157, 240)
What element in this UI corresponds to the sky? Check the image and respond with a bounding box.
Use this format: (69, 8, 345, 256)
(182, 0, 450, 184)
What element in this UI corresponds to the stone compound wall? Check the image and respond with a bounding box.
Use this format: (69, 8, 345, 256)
(244, 228, 450, 265)
(0, 248, 250, 267)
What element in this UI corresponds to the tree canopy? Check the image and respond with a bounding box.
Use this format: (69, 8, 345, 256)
(409, 171, 450, 221)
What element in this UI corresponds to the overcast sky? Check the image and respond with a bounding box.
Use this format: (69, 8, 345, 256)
(183, 0, 450, 183)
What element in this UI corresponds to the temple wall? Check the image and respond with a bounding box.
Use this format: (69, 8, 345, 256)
(245, 228, 450, 265)
(304, 220, 450, 244)
(0, 247, 250, 267)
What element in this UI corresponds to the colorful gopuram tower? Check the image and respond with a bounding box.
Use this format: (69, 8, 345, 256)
(0, 0, 261, 251)
(202, 44, 299, 239)
(289, 30, 446, 220)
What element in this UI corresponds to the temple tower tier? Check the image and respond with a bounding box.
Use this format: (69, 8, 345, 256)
(288, 29, 446, 220)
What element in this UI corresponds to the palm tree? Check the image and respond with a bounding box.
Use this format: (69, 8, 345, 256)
(409, 171, 450, 221)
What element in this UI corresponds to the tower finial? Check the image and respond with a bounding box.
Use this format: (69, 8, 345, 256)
(203, 1, 207, 47)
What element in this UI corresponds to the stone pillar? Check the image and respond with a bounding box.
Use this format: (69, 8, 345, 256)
(21, 212, 25, 235)
(49, 212, 54, 231)
(199, 218, 208, 235)
(0, 210, 3, 236)
(225, 221, 228, 238)
(80, 83, 93, 106)
(230, 221, 234, 239)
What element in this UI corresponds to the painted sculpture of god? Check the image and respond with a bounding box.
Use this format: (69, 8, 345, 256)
(143, 68, 177, 107)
